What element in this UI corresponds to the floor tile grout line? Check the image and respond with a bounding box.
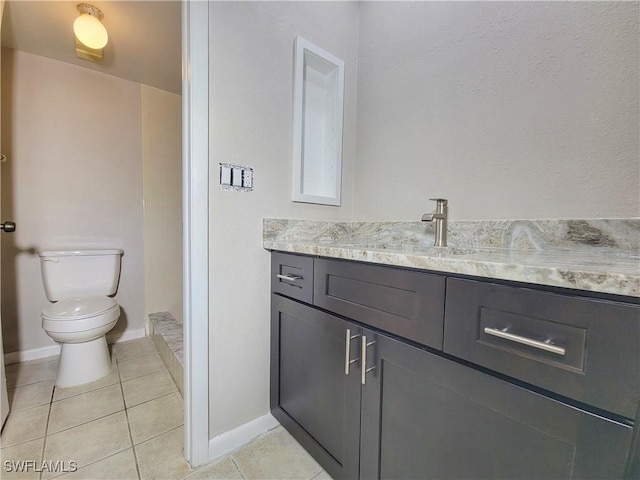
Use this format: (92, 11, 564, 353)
(5, 357, 59, 369)
(133, 424, 186, 479)
(126, 389, 180, 413)
(114, 343, 160, 366)
(1, 392, 175, 450)
(6, 377, 55, 392)
(117, 353, 143, 480)
(310, 469, 325, 480)
(117, 351, 163, 365)
(120, 366, 173, 386)
(124, 385, 179, 410)
(45, 406, 127, 438)
(50, 447, 136, 479)
(133, 423, 183, 447)
(179, 455, 217, 480)
(230, 455, 247, 480)
(119, 365, 167, 384)
(5, 356, 59, 368)
(51, 378, 120, 403)
(6, 343, 165, 474)
(130, 410, 185, 448)
(6, 340, 190, 480)
(39, 381, 56, 480)
(6, 374, 57, 390)
(46, 378, 126, 435)
(40, 366, 130, 480)
(5, 360, 59, 389)
(3, 396, 54, 415)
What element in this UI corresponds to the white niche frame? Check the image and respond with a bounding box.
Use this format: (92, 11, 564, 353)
(292, 36, 345, 206)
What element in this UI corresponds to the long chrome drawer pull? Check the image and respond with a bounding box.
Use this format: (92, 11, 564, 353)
(344, 329, 361, 375)
(361, 336, 376, 385)
(277, 273, 302, 282)
(484, 327, 566, 356)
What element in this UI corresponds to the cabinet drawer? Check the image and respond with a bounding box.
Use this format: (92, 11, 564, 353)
(444, 278, 640, 418)
(271, 252, 313, 303)
(314, 258, 445, 349)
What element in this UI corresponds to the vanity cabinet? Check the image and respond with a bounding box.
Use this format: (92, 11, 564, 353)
(270, 253, 640, 480)
(359, 330, 633, 479)
(270, 294, 361, 479)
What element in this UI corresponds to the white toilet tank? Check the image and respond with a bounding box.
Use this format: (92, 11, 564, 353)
(38, 249, 124, 301)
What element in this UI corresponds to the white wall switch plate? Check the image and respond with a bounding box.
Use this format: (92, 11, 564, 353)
(232, 167, 243, 187)
(219, 163, 254, 192)
(242, 169, 253, 189)
(220, 165, 232, 185)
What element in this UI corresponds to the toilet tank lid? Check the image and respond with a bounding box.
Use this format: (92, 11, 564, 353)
(38, 248, 123, 257)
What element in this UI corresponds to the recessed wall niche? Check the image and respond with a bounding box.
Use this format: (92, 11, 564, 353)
(291, 36, 345, 206)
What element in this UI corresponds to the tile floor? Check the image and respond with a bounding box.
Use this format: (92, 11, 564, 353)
(1, 337, 330, 480)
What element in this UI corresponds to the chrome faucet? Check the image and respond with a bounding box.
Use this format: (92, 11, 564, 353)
(421, 198, 448, 247)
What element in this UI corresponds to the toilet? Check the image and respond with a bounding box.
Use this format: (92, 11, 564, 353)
(39, 248, 123, 388)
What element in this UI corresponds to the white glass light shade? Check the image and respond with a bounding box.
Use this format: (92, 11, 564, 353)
(73, 13, 108, 49)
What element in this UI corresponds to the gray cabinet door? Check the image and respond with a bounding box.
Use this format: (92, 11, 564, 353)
(271, 294, 362, 480)
(360, 329, 634, 480)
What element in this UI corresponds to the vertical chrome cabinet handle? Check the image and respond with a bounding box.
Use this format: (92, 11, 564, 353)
(361, 335, 376, 385)
(344, 329, 361, 375)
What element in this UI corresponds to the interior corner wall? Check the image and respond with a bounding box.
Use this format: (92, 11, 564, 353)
(208, 1, 359, 437)
(353, 1, 640, 221)
(141, 85, 183, 324)
(0, 49, 145, 354)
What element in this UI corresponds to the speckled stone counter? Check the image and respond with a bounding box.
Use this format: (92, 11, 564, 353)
(263, 218, 640, 298)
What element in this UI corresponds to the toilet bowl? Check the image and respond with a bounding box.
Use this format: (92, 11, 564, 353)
(39, 249, 123, 388)
(42, 296, 120, 387)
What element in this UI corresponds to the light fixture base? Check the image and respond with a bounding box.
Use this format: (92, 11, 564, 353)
(75, 36, 103, 63)
(76, 3, 103, 20)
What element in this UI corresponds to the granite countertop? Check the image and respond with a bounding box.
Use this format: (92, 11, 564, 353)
(263, 218, 640, 298)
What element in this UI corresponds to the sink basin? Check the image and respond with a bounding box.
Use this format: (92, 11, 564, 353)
(338, 242, 477, 256)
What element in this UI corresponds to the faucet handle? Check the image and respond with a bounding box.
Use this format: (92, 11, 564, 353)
(429, 198, 448, 206)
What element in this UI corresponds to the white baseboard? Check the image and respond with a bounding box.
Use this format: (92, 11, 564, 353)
(4, 344, 61, 365)
(4, 328, 148, 365)
(106, 328, 146, 345)
(208, 413, 280, 462)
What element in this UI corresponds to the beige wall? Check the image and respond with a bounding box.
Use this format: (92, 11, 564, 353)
(205, 0, 639, 442)
(0, 49, 146, 353)
(142, 85, 182, 323)
(208, 1, 359, 437)
(353, 1, 639, 221)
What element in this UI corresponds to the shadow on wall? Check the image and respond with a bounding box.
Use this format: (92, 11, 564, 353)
(0, 242, 37, 354)
(1, 57, 21, 353)
(107, 307, 130, 341)
(0, 48, 20, 352)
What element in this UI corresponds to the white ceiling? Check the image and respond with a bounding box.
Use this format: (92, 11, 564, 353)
(1, 0, 182, 94)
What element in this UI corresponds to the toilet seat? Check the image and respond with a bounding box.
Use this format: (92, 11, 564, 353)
(42, 296, 119, 333)
(43, 295, 117, 319)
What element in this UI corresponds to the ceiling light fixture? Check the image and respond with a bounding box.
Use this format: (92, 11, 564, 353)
(74, 3, 108, 62)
